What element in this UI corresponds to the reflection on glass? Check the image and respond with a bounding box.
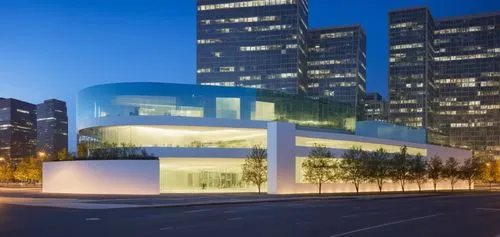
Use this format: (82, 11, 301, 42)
(78, 83, 355, 132)
(216, 97, 240, 119)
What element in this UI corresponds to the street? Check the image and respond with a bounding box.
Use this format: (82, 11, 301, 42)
(1, 193, 500, 237)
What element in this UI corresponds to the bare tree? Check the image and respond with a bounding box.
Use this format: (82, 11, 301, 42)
(427, 155, 443, 191)
(242, 145, 267, 194)
(460, 156, 484, 191)
(302, 144, 336, 195)
(409, 153, 427, 192)
(389, 146, 412, 192)
(443, 157, 460, 191)
(366, 148, 390, 192)
(339, 146, 368, 194)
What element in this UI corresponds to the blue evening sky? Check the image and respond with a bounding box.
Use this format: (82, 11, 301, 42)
(1, 0, 498, 151)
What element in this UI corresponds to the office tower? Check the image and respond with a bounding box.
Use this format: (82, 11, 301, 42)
(364, 92, 388, 122)
(389, 7, 499, 158)
(307, 25, 367, 119)
(37, 99, 68, 158)
(433, 12, 500, 157)
(388, 7, 435, 128)
(196, 0, 309, 94)
(0, 98, 37, 161)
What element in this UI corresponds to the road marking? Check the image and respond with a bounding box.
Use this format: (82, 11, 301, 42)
(85, 217, 100, 221)
(476, 208, 500, 212)
(160, 226, 174, 231)
(296, 221, 311, 225)
(227, 217, 242, 221)
(183, 208, 214, 214)
(341, 214, 359, 218)
(330, 213, 444, 237)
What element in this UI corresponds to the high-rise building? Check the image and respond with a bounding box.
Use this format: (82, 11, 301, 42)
(364, 92, 388, 122)
(388, 7, 435, 129)
(0, 98, 37, 161)
(37, 99, 68, 158)
(307, 25, 367, 119)
(388, 7, 499, 158)
(433, 12, 500, 158)
(196, 0, 309, 94)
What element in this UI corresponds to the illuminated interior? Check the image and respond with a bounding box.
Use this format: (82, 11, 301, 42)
(296, 136, 427, 156)
(79, 125, 266, 149)
(295, 157, 343, 184)
(159, 158, 264, 193)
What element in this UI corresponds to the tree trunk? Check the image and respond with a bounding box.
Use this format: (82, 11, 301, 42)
(401, 181, 405, 192)
(257, 185, 261, 194)
(468, 180, 472, 191)
(319, 183, 322, 195)
(355, 183, 359, 195)
(418, 183, 421, 192)
(433, 181, 437, 192)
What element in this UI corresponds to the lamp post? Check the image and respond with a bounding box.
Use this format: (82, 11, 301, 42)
(486, 162, 492, 191)
(38, 152, 46, 160)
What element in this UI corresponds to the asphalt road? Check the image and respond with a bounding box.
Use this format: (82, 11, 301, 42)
(1, 193, 500, 237)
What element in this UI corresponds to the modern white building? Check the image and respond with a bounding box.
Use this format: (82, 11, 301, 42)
(43, 83, 471, 195)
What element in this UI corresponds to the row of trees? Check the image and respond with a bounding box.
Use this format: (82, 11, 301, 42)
(0, 149, 74, 184)
(241, 145, 499, 194)
(0, 157, 43, 184)
(303, 145, 492, 194)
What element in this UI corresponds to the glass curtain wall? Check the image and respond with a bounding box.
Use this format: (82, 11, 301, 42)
(78, 83, 355, 132)
(159, 158, 265, 193)
(79, 125, 267, 149)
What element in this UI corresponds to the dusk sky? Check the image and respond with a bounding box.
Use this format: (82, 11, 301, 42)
(1, 0, 498, 151)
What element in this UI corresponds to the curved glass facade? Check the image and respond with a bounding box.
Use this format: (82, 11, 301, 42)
(78, 83, 355, 131)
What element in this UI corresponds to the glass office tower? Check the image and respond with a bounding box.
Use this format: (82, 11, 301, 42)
(307, 25, 367, 119)
(196, 0, 309, 94)
(434, 13, 500, 158)
(388, 7, 435, 129)
(0, 98, 37, 161)
(37, 99, 68, 158)
(364, 92, 388, 122)
(389, 7, 499, 158)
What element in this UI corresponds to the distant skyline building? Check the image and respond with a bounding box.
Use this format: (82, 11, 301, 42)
(307, 25, 367, 119)
(0, 98, 37, 161)
(196, 0, 309, 94)
(364, 92, 388, 122)
(388, 7, 499, 158)
(37, 99, 68, 158)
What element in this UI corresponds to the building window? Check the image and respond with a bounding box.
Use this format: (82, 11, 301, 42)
(216, 98, 240, 120)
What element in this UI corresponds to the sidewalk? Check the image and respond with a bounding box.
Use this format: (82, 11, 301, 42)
(0, 193, 440, 210)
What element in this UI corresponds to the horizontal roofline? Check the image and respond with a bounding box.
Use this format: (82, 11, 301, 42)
(437, 11, 500, 22)
(309, 24, 365, 34)
(388, 6, 429, 14)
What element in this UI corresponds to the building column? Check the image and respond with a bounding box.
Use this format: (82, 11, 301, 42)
(267, 122, 296, 194)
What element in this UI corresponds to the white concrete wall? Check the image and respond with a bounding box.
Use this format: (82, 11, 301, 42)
(43, 160, 160, 195)
(267, 122, 473, 194)
(267, 122, 296, 194)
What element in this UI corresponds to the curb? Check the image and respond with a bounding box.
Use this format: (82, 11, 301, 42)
(125, 194, 443, 210)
